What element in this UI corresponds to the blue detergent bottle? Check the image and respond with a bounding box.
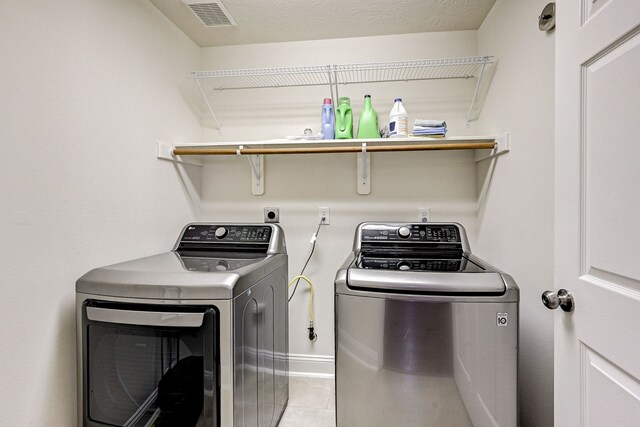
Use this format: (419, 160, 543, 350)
(321, 98, 335, 140)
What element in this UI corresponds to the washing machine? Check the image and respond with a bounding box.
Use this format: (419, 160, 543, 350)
(76, 223, 289, 427)
(334, 222, 518, 427)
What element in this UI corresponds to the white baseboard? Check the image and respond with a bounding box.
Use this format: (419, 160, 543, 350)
(288, 353, 335, 378)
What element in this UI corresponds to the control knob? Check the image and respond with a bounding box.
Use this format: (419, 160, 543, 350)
(397, 261, 411, 271)
(398, 226, 411, 238)
(214, 227, 228, 239)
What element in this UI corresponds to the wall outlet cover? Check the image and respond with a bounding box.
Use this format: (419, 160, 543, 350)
(418, 207, 431, 222)
(264, 207, 280, 223)
(318, 207, 330, 225)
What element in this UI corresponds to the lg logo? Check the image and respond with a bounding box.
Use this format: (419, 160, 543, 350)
(497, 313, 508, 327)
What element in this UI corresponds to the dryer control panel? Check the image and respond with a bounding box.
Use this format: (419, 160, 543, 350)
(180, 224, 272, 243)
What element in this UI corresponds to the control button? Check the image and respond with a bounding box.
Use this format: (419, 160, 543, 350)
(397, 261, 411, 271)
(216, 260, 229, 271)
(398, 226, 411, 238)
(215, 227, 228, 239)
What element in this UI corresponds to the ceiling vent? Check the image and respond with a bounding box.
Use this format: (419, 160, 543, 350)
(182, 0, 237, 27)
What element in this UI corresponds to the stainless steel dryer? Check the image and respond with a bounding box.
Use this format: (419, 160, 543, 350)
(76, 223, 289, 427)
(335, 222, 518, 427)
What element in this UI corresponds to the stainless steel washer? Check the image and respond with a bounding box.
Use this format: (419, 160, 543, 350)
(76, 223, 289, 427)
(335, 222, 518, 427)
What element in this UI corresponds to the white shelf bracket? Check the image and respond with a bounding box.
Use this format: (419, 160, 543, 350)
(237, 147, 264, 195)
(156, 141, 203, 166)
(357, 143, 371, 195)
(246, 155, 260, 180)
(475, 132, 511, 162)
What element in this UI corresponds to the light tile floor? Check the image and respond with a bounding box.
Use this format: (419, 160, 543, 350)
(279, 376, 336, 427)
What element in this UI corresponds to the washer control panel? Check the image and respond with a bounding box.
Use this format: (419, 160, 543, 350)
(361, 258, 462, 271)
(361, 224, 460, 243)
(180, 225, 272, 243)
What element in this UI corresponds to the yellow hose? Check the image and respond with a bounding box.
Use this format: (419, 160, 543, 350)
(288, 275, 314, 321)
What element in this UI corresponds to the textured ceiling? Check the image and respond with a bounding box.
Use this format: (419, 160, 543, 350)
(150, 0, 497, 47)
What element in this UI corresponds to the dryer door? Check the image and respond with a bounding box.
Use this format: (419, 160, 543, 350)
(81, 301, 218, 427)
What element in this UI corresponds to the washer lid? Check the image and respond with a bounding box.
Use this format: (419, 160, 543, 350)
(346, 267, 506, 294)
(355, 253, 485, 272)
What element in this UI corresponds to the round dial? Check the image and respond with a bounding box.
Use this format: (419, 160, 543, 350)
(214, 227, 228, 239)
(398, 226, 411, 238)
(397, 261, 411, 271)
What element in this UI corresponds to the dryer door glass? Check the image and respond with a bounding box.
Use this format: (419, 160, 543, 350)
(82, 301, 217, 427)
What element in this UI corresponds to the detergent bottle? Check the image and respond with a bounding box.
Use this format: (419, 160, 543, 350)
(334, 97, 353, 139)
(389, 98, 408, 138)
(357, 95, 380, 138)
(321, 98, 335, 140)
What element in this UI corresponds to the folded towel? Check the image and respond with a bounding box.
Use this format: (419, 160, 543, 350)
(412, 126, 447, 135)
(414, 119, 447, 128)
(413, 125, 447, 131)
(412, 133, 446, 137)
(412, 132, 447, 136)
(409, 133, 446, 138)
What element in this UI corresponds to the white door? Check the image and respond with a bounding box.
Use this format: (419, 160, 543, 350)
(554, 0, 640, 425)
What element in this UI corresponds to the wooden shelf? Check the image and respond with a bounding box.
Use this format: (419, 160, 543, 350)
(169, 136, 497, 156)
(157, 135, 509, 196)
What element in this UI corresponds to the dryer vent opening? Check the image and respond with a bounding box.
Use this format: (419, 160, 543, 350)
(182, 0, 237, 27)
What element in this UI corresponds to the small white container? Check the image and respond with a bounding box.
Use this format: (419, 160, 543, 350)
(389, 98, 408, 138)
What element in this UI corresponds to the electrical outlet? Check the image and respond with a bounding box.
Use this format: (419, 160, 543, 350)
(264, 207, 280, 223)
(318, 207, 330, 225)
(418, 207, 431, 223)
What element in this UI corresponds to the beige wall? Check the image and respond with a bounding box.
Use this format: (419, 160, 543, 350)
(476, 0, 555, 425)
(198, 32, 486, 368)
(0, 0, 201, 424)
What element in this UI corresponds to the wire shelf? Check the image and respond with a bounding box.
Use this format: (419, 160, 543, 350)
(190, 65, 334, 91)
(189, 56, 494, 90)
(334, 56, 493, 85)
(189, 56, 495, 128)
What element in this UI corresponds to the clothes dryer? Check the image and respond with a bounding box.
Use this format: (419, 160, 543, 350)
(76, 223, 288, 427)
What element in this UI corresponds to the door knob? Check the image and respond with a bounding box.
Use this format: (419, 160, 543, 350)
(541, 289, 574, 312)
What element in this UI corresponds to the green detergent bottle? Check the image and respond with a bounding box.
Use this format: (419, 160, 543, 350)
(357, 95, 380, 138)
(335, 97, 353, 139)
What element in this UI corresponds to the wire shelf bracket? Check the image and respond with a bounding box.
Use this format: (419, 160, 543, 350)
(194, 78, 222, 132)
